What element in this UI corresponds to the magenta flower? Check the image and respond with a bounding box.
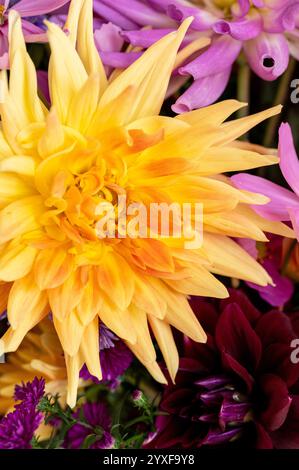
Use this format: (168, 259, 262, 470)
(0, 0, 70, 68)
(232, 123, 299, 241)
(63, 402, 114, 449)
(93, 0, 299, 111)
(146, 290, 299, 449)
(0, 377, 45, 449)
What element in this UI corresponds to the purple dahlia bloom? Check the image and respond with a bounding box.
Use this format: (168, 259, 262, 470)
(232, 122, 299, 241)
(145, 290, 299, 448)
(63, 402, 114, 449)
(0, 0, 70, 68)
(93, 0, 299, 110)
(80, 325, 133, 386)
(0, 377, 45, 449)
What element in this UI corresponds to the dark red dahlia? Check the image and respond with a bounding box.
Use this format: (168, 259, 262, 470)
(146, 290, 299, 449)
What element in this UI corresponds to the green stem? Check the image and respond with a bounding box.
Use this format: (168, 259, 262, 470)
(237, 60, 250, 140)
(263, 57, 296, 149)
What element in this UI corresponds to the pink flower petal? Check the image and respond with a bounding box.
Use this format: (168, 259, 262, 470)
(14, 0, 70, 17)
(278, 122, 299, 197)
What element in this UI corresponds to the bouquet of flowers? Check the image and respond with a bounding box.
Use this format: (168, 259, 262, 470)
(0, 0, 298, 450)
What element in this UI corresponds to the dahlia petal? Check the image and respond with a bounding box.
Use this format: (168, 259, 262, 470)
(67, 74, 101, 132)
(198, 146, 278, 175)
(48, 269, 84, 321)
(95, 23, 124, 52)
(0, 241, 36, 282)
(243, 32, 289, 81)
(98, 18, 193, 122)
(167, 3, 216, 31)
(79, 317, 102, 380)
(176, 99, 247, 127)
(65, 353, 80, 408)
(203, 234, 273, 286)
(165, 297, 207, 343)
(278, 122, 299, 197)
(15, 0, 70, 16)
(38, 107, 65, 158)
(217, 105, 282, 145)
(216, 303, 262, 372)
(100, 0, 173, 28)
(77, 271, 103, 326)
(0, 196, 44, 244)
(172, 68, 231, 112)
(247, 259, 294, 307)
(53, 309, 84, 356)
(76, 0, 107, 87)
(99, 301, 137, 344)
(288, 206, 299, 241)
(97, 253, 134, 311)
(232, 173, 299, 221)
(121, 29, 173, 48)
(179, 35, 241, 80)
(148, 316, 179, 383)
(34, 248, 74, 290)
(45, 20, 88, 123)
(99, 50, 141, 68)
(7, 273, 48, 331)
(93, 1, 138, 29)
(213, 13, 262, 41)
(0, 172, 34, 207)
(260, 374, 292, 431)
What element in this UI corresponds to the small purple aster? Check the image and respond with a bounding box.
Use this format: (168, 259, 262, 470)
(80, 325, 133, 386)
(64, 402, 114, 449)
(0, 377, 45, 449)
(14, 377, 46, 409)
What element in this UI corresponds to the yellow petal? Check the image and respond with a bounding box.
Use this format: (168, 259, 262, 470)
(53, 309, 84, 356)
(34, 248, 74, 290)
(0, 196, 44, 244)
(98, 18, 193, 122)
(48, 269, 84, 321)
(148, 316, 178, 383)
(7, 273, 48, 330)
(165, 296, 207, 342)
(77, 0, 107, 89)
(46, 20, 88, 123)
(0, 172, 34, 208)
(0, 240, 37, 281)
(176, 100, 247, 126)
(79, 317, 102, 380)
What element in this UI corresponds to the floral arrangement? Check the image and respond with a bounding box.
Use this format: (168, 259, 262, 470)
(0, 0, 298, 450)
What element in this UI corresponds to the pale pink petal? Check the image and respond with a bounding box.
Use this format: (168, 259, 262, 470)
(278, 122, 299, 197)
(231, 173, 299, 221)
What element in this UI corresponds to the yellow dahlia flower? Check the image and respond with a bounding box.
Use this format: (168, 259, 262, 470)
(0, 0, 293, 406)
(0, 319, 68, 414)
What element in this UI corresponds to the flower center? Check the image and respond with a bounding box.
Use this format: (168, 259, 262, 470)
(40, 160, 128, 246)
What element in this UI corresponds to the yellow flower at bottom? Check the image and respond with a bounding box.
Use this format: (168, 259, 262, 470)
(0, 1, 294, 406)
(0, 319, 67, 413)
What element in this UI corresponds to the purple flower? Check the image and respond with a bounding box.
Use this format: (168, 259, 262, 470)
(14, 377, 46, 409)
(0, 0, 70, 68)
(145, 290, 299, 449)
(232, 123, 299, 241)
(80, 325, 133, 386)
(63, 402, 114, 449)
(93, 0, 299, 110)
(237, 235, 294, 307)
(0, 377, 45, 449)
